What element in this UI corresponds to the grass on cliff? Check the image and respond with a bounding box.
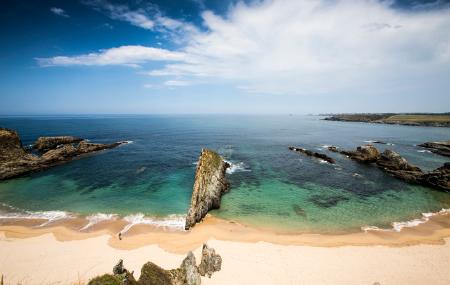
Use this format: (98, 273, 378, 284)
(383, 115, 450, 123)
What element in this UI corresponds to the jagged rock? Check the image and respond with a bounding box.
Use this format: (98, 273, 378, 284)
(185, 149, 230, 230)
(376, 150, 423, 183)
(327, 146, 338, 152)
(113, 259, 126, 275)
(420, 163, 450, 192)
(33, 136, 82, 152)
(139, 262, 173, 285)
(178, 252, 201, 285)
(198, 244, 222, 278)
(340, 145, 380, 163)
(418, 141, 450, 157)
(0, 128, 127, 180)
(288, 146, 335, 164)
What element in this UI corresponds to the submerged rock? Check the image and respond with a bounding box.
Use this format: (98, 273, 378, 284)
(33, 136, 82, 152)
(0, 128, 127, 180)
(418, 141, 450, 157)
(198, 244, 222, 278)
(340, 145, 380, 163)
(288, 146, 335, 164)
(185, 149, 230, 230)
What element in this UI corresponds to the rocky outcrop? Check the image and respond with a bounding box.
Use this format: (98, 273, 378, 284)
(198, 244, 222, 278)
(288, 146, 335, 164)
(333, 143, 449, 192)
(376, 150, 423, 183)
(418, 141, 450, 157)
(33, 136, 82, 152)
(0, 128, 127, 180)
(420, 163, 450, 191)
(88, 246, 222, 285)
(340, 145, 380, 163)
(185, 149, 230, 230)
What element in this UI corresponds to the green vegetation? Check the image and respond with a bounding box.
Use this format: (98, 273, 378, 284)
(383, 114, 450, 123)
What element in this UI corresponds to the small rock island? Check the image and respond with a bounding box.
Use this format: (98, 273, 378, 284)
(0, 128, 128, 180)
(185, 149, 230, 230)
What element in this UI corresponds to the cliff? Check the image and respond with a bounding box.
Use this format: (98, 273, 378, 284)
(0, 128, 127, 180)
(185, 149, 230, 230)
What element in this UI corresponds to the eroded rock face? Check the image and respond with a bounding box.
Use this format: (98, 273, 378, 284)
(376, 150, 423, 183)
(0, 128, 127, 180)
(421, 163, 450, 192)
(198, 244, 222, 278)
(185, 149, 230, 230)
(288, 146, 335, 164)
(33, 136, 82, 152)
(340, 145, 380, 163)
(418, 141, 450, 157)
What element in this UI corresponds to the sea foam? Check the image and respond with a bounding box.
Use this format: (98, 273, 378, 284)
(120, 213, 185, 234)
(80, 213, 118, 231)
(362, 208, 450, 232)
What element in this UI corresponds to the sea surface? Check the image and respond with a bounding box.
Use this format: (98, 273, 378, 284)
(0, 115, 449, 234)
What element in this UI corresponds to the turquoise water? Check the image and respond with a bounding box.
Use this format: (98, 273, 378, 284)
(0, 115, 449, 233)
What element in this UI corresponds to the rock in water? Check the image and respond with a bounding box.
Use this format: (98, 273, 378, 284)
(340, 145, 380, 163)
(33, 136, 82, 152)
(0, 128, 127, 180)
(198, 244, 222, 278)
(421, 162, 450, 192)
(185, 149, 230, 230)
(288, 146, 335, 164)
(376, 150, 423, 183)
(418, 141, 450, 157)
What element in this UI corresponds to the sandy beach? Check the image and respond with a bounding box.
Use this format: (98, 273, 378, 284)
(2, 214, 450, 285)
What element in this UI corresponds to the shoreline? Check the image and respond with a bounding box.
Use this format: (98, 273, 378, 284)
(2, 209, 450, 253)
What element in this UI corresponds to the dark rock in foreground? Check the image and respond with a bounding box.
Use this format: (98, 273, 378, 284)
(418, 141, 450, 157)
(88, 245, 222, 285)
(421, 163, 450, 191)
(0, 128, 127, 180)
(198, 244, 222, 278)
(185, 149, 230, 230)
(376, 149, 423, 183)
(288, 146, 335, 164)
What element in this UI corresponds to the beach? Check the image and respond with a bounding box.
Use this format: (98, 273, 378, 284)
(2, 214, 450, 285)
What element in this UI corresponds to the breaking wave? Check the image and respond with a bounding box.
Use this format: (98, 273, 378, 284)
(362, 208, 450, 232)
(120, 213, 186, 234)
(80, 213, 118, 231)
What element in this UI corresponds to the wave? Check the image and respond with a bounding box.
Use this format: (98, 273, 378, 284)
(363, 140, 394, 146)
(362, 208, 450, 232)
(224, 160, 251, 174)
(80, 213, 118, 231)
(120, 213, 186, 234)
(0, 207, 73, 227)
(417, 150, 432, 153)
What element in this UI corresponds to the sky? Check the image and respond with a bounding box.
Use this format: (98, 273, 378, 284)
(0, 0, 449, 115)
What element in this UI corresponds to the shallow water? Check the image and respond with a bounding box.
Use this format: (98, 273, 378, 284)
(0, 115, 449, 233)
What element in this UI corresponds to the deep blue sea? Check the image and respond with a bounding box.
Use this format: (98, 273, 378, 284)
(0, 115, 449, 233)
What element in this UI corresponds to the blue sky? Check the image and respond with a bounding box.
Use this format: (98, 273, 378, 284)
(1, 0, 449, 115)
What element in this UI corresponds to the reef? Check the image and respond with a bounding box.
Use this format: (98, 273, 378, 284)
(0, 128, 127, 180)
(418, 141, 450, 157)
(288, 146, 335, 164)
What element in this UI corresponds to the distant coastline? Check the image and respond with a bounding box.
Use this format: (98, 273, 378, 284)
(322, 113, 450, 127)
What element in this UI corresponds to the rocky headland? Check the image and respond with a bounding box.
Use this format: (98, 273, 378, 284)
(323, 113, 450, 127)
(185, 149, 230, 230)
(288, 146, 335, 164)
(88, 244, 221, 285)
(329, 144, 449, 191)
(0, 128, 127, 180)
(418, 141, 450, 157)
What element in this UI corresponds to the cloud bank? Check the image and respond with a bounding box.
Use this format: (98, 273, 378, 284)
(41, 0, 450, 95)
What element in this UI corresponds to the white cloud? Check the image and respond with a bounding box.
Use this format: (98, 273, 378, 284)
(164, 80, 192, 86)
(36, 45, 186, 67)
(148, 0, 450, 95)
(50, 7, 69, 18)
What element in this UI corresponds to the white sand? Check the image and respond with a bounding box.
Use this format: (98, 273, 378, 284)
(1, 231, 450, 285)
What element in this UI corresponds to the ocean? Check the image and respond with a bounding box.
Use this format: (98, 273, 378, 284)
(0, 115, 449, 233)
